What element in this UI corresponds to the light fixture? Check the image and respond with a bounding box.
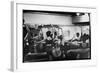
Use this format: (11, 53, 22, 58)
(76, 13, 80, 16)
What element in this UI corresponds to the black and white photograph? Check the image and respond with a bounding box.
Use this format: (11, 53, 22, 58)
(23, 10, 91, 63)
(11, 2, 97, 71)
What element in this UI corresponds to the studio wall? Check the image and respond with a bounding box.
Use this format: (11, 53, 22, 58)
(24, 13, 73, 25)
